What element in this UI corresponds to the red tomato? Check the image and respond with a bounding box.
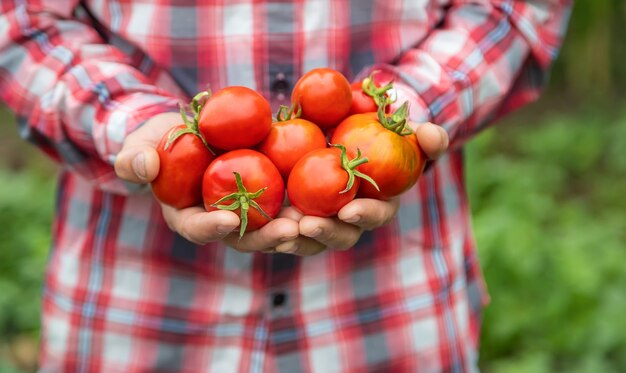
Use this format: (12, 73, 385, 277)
(257, 105, 327, 181)
(198, 86, 272, 150)
(152, 124, 215, 209)
(331, 103, 426, 200)
(349, 81, 379, 114)
(203, 149, 284, 236)
(291, 68, 352, 129)
(287, 145, 377, 217)
(349, 74, 393, 115)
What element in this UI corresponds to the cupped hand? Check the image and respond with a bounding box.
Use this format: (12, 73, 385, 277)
(275, 121, 449, 256)
(113, 112, 299, 251)
(272, 198, 400, 256)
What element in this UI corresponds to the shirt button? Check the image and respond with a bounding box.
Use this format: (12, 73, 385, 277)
(271, 73, 290, 98)
(271, 292, 287, 307)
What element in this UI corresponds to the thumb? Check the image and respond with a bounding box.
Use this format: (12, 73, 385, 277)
(414, 122, 449, 160)
(114, 112, 182, 184)
(114, 145, 160, 184)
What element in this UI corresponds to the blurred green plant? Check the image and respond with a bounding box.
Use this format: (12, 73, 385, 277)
(550, 0, 626, 102)
(0, 169, 53, 336)
(469, 106, 626, 372)
(0, 109, 55, 372)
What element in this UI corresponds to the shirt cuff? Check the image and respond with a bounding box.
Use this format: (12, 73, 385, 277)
(95, 93, 182, 167)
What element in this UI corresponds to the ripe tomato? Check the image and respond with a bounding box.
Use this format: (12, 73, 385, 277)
(198, 86, 272, 150)
(257, 104, 327, 181)
(203, 149, 284, 237)
(287, 144, 378, 217)
(152, 124, 215, 209)
(349, 73, 393, 115)
(331, 103, 426, 200)
(291, 68, 352, 129)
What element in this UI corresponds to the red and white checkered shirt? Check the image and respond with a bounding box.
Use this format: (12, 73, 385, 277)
(0, 0, 571, 371)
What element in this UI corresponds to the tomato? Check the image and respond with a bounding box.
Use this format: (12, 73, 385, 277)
(349, 81, 379, 114)
(287, 144, 378, 217)
(331, 102, 426, 200)
(197, 86, 272, 150)
(291, 68, 352, 129)
(349, 73, 393, 115)
(152, 113, 215, 209)
(257, 104, 327, 181)
(203, 149, 284, 236)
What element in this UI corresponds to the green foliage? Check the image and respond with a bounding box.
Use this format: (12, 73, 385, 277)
(0, 169, 54, 339)
(0, 107, 55, 371)
(444, 5, 625, 368)
(468, 106, 626, 372)
(0, 360, 24, 373)
(550, 0, 626, 101)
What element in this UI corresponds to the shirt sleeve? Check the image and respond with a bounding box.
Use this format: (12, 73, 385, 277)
(0, 0, 182, 194)
(361, 0, 573, 149)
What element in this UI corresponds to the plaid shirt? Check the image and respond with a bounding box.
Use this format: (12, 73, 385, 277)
(0, 0, 571, 371)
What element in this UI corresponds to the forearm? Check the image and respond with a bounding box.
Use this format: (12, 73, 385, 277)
(361, 0, 573, 148)
(0, 1, 181, 194)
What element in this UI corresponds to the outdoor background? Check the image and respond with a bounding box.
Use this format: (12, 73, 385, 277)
(0, 1, 625, 371)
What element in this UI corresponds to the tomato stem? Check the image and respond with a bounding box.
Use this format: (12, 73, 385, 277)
(163, 96, 215, 154)
(377, 100, 413, 136)
(191, 90, 211, 117)
(362, 71, 395, 108)
(333, 144, 380, 194)
(275, 102, 302, 122)
(210, 172, 272, 238)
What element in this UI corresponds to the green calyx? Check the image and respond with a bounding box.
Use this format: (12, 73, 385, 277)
(164, 90, 215, 154)
(332, 144, 380, 194)
(376, 100, 413, 136)
(275, 102, 302, 122)
(210, 172, 272, 238)
(191, 90, 211, 117)
(361, 71, 395, 109)
(363, 71, 413, 137)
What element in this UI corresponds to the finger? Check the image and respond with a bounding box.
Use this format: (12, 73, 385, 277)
(161, 205, 240, 245)
(299, 216, 362, 250)
(275, 236, 327, 256)
(414, 122, 449, 160)
(337, 198, 400, 231)
(114, 112, 181, 183)
(277, 206, 305, 221)
(114, 145, 161, 183)
(224, 218, 299, 252)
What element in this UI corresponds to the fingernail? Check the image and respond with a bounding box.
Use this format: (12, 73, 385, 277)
(132, 152, 147, 180)
(217, 225, 237, 235)
(343, 215, 361, 224)
(285, 244, 299, 253)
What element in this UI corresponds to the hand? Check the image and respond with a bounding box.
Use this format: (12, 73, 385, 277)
(274, 122, 449, 256)
(113, 112, 299, 250)
(271, 200, 400, 256)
